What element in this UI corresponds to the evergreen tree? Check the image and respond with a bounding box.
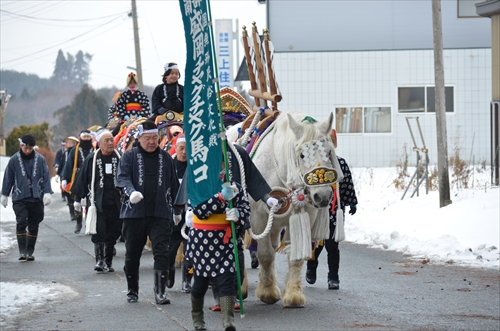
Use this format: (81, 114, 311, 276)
(52, 84, 108, 139)
(20, 88, 30, 100)
(52, 50, 70, 88)
(66, 52, 75, 84)
(73, 51, 92, 89)
(6, 122, 51, 156)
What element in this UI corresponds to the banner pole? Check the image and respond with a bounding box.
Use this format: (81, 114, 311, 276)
(206, 0, 245, 318)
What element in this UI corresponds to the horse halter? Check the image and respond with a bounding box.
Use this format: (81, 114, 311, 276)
(296, 138, 339, 187)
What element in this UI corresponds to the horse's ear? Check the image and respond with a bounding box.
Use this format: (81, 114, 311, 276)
(319, 112, 334, 136)
(287, 113, 303, 139)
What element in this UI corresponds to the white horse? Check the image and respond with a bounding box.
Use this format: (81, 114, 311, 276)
(248, 111, 343, 308)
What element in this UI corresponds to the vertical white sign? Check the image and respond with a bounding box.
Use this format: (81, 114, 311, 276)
(215, 19, 234, 89)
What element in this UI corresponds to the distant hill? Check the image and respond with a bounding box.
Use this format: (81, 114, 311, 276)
(0, 70, 52, 97)
(0, 69, 155, 138)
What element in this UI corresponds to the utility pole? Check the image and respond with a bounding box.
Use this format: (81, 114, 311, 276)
(432, 0, 452, 207)
(131, 0, 144, 90)
(0, 89, 12, 156)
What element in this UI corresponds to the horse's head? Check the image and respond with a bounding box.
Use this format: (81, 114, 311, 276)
(278, 112, 342, 208)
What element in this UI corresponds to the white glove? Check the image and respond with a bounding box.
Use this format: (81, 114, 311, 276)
(0, 195, 8, 208)
(74, 201, 82, 212)
(61, 180, 67, 190)
(80, 199, 87, 207)
(55, 175, 59, 183)
(43, 193, 51, 206)
(267, 197, 280, 212)
(129, 191, 143, 204)
(225, 208, 240, 222)
(174, 213, 182, 225)
(185, 208, 194, 228)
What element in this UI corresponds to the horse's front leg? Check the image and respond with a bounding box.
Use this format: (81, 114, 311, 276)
(255, 231, 281, 304)
(282, 258, 306, 308)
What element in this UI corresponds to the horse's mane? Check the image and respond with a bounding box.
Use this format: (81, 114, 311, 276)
(274, 111, 331, 188)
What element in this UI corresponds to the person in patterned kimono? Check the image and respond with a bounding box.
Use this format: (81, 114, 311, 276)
(185, 142, 280, 331)
(61, 130, 95, 234)
(186, 180, 249, 331)
(305, 129, 358, 290)
(107, 72, 151, 121)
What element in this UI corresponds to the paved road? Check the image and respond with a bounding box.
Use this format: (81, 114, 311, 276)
(1, 198, 499, 331)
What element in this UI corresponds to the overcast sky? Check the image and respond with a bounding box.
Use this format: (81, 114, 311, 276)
(0, 0, 266, 89)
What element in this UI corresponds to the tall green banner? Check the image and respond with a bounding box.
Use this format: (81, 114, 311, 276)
(179, 0, 222, 207)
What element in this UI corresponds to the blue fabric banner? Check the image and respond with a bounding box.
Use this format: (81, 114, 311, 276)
(179, 0, 222, 207)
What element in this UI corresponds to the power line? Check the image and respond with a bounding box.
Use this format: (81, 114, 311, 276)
(2, 18, 129, 70)
(1, 16, 125, 65)
(0, 9, 129, 22)
(0, 1, 67, 24)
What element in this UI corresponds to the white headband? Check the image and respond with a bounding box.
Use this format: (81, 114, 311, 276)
(176, 137, 186, 144)
(80, 132, 92, 139)
(164, 63, 179, 72)
(95, 129, 112, 143)
(137, 125, 158, 137)
(18, 138, 26, 146)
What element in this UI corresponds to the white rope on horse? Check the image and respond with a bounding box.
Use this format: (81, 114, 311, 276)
(181, 223, 189, 240)
(248, 185, 294, 240)
(237, 107, 263, 147)
(227, 140, 248, 195)
(248, 209, 277, 240)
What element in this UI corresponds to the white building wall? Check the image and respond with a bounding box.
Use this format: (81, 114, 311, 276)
(273, 48, 491, 168)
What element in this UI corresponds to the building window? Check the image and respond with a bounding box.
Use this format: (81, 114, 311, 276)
(398, 86, 454, 113)
(335, 106, 391, 134)
(364, 107, 391, 133)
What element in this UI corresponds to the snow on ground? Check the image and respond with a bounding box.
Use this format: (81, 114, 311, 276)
(0, 165, 499, 325)
(346, 167, 499, 269)
(0, 281, 78, 329)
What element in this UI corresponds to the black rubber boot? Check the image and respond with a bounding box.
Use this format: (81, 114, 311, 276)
(154, 270, 171, 305)
(306, 243, 323, 284)
(94, 243, 105, 272)
(191, 295, 206, 330)
(26, 234, 37, 261)
(306, 260, 318, 285)
(166, 265, 175, 289)
(16, 233, 27, 261)
(124, 267, 139, 303)
(69, 203, 76, 221)
(104, 244, 115, 272)
(181, 263, 193, 293)
(74, 215, 83, 234)
(328, 273, 340, 290)
(220, 296, 236, 331)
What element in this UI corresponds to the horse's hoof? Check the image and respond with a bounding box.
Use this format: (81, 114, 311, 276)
(283, 302, 305, 308)
(260, 297, 281, 305)
(282, 293, 306, 308)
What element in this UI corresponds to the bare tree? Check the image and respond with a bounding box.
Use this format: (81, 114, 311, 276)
(432, 0, 452, 207)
